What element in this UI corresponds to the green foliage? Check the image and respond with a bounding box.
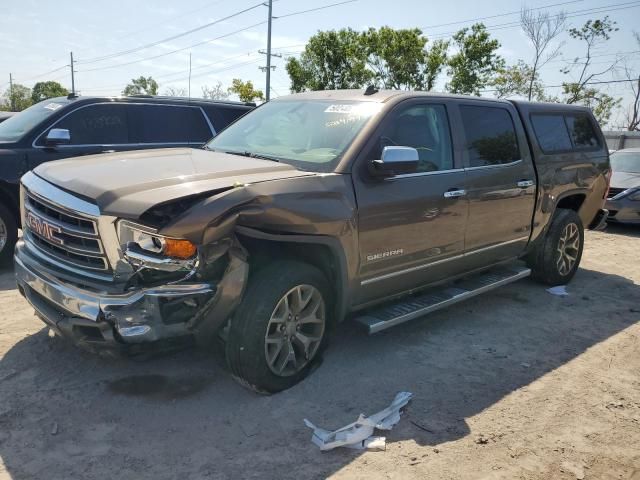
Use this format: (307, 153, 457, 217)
(31, 81, 69, 103)
(228, 79, 264, 103)
(492, 61, 547, 101)
(560, 17, 621, 126)
(123, 76, 159, 96)
(0, 83, 32, 111)
(286, 29, 372, 92)
(286, 27, 449, 92)
(446, 23, 504, 95)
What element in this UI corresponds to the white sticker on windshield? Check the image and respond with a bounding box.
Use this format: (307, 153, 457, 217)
(44, 103, 63, 111)
(325, 104, 356, 113)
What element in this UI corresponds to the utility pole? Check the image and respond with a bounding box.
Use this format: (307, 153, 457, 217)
(265, 0, 273, 101)
(9, 73, 14, 111)
(188, 53, 192, 99)
(70, 52, 76, 96)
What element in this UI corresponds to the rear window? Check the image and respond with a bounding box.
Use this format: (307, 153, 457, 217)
(128, 104, 212, 144)
(460, 105, 521, 167)
(531, 113, 600, 153)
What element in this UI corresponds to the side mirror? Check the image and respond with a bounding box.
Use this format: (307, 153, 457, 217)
(370, 146, 419, 177)
(45, 128, 71, 147)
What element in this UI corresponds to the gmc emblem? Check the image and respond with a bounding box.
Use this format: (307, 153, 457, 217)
(26, 211, 63, 245)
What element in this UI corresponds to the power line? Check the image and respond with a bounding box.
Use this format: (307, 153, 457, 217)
(429, 1, 640, 39)
(275, 0, 357, 19)
(422, 0, 583, 30)
(77, 1, 266, 64)
(15, 64, 70, 84)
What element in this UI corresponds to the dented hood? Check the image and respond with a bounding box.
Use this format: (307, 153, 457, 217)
(34, 147, 313, 217)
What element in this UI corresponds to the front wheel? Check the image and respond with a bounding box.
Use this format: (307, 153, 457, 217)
(527, 209, 584, 286)
(225, 261, 330, 394)
(0, 203, 18, 267)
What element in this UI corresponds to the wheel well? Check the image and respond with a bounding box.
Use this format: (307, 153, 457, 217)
(238, 235, 343, 325)
(556, 194, 586, 212)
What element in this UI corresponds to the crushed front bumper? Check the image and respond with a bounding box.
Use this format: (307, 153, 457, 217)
(14, 241, 247, 354)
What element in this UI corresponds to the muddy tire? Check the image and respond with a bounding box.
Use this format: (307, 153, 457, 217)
(0, 203, 17, 267)
(527, 209, 584, 286)
(225, 261, 330, 394)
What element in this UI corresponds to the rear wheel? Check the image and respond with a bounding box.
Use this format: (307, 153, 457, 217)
(225, 261, 330, 394)
(0, 203, 17, 267)
(527, 209, 584, 286)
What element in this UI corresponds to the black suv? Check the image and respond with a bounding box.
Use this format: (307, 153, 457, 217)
(0, 95, 254, 263)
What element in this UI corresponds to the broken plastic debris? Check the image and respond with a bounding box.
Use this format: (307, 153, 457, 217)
(546, 285, 569, 297)
(304, 391, 412, 451)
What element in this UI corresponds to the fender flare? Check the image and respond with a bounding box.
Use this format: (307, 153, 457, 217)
(234, 226, 351, 322)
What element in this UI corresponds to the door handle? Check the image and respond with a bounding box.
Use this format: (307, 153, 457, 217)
(517, 180, 534, 188)
(444, 189, 467, 198)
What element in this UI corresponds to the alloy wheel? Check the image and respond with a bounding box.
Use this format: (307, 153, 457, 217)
(264, 284, 326, 377)
(0, 216, 6, 252)
(556, 222, 580, 276)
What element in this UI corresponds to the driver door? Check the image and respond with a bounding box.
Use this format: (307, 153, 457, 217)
(352, 99, 469, 305)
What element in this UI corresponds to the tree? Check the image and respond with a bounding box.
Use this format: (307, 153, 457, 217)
(123, 76, 159, 96)
(163, 86, 187, 97)
(561, 17, 621, 124)
(446, 23, 505, 95)
(201, 81, 229, 100)
(286, 29, 372, 92)
(424, 39, 449, 91)
(622, 32, 640, 131)
(520, 7, 567, 101)
(31, 81, 69, 103)
(228, 79, 264, 102)
(492, 61, 547, 100)
(0, 83, 32, 111)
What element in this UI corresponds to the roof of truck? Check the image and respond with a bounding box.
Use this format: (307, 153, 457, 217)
(274, 89, 513, 104)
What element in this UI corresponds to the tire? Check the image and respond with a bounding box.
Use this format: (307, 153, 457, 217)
(0, 203, 18, 267)
(225, 261, 330, 394)
(527, 208, 584, 286)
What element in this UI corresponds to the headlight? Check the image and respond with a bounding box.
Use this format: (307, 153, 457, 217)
(627, 189, 640, 201)
(118, 220, 196, 260)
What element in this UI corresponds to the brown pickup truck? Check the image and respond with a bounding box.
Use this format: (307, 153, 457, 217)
(14, 89, 610, 393)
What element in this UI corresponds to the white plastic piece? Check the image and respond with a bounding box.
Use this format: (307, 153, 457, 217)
(304, 391, 412, 451)
(546, 285, 569, 297)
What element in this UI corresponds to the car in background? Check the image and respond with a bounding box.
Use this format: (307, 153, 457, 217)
(0, 95, 254, 264)
(0, 112, 16, 123)
(606, 148, 640, 224)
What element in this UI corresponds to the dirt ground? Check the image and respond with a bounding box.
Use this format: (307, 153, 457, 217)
(0, 224, 639, 480)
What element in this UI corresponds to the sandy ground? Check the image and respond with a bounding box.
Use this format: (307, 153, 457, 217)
(0, 224, 639, 480)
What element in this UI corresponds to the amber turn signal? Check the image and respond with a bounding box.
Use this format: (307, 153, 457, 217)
(163, 238, 197, 259)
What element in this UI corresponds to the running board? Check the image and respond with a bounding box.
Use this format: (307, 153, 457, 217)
(354, 264, 531, 334)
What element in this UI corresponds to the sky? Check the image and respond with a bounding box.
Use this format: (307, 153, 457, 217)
(0, 0, 638, 127)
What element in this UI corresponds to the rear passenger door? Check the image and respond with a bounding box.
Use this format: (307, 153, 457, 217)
(458, 102, 536, 267)
(127, 104, 214, 147)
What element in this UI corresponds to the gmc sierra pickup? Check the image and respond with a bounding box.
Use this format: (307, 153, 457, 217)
(14, 89, 610, 393)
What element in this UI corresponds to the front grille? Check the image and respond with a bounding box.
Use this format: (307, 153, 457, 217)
(607, 187, 627, 199)
(24, 192, 110, 272)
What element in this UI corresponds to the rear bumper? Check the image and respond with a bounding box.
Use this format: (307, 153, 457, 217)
(14, 241, 246, 353)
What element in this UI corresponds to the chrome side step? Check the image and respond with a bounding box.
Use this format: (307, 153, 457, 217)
(354, 264, 531, 334)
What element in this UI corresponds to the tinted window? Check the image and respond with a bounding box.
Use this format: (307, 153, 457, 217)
(48, 103, 128, 145)
(565, 114, 599, 149)
(460, 106, 520, 167)
(203, 105, 250, 132)
(379, 104, 453, 172)
(531, 114, 572, 152)
(129, 105, 211, 144)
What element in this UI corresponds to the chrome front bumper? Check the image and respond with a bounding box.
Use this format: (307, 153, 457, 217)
(15, 241, 217, 351)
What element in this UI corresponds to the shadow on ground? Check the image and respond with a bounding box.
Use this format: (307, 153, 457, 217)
(0, 264, 638, 479)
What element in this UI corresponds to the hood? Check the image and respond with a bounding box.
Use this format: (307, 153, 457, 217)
(611, 171, 640, 190)
(34, 148, 314, 218)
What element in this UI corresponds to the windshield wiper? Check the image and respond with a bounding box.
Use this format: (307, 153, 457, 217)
(224, 150, 281, 163)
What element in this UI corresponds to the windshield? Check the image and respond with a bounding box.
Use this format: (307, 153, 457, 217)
(0, 99, 68, 142)
(205, 99, 382, 171)
(611, 151, 640, 173)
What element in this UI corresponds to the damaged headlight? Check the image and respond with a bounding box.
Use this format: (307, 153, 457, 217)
(118, 221, 198, 273)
